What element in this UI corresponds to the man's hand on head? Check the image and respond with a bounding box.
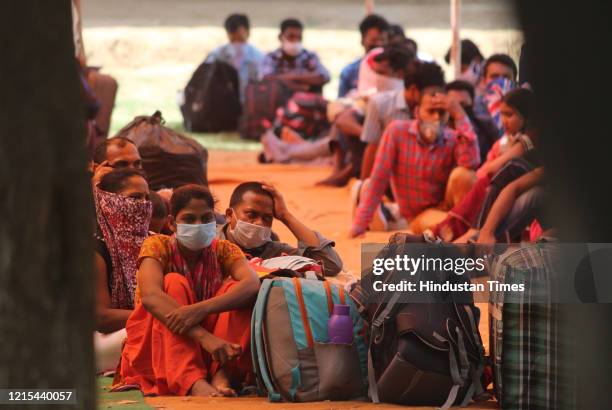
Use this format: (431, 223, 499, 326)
(92, 160, 113, 187)
(261, 182, 290, 223)
(437, 93, 466, 121)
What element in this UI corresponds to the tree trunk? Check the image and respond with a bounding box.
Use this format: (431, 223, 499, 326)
(0, 2, 95, 409)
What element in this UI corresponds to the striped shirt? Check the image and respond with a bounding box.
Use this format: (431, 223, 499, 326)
(360, 89, 411, 144)
(353, 117, 480, 231)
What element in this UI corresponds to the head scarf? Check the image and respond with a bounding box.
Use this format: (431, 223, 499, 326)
(169, 238, 222, 302)
(95, 187, 152, 309)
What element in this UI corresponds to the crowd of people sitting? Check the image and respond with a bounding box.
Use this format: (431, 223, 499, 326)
(87, 11, 548, 401)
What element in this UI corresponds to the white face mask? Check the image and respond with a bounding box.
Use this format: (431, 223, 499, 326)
(281, 40, 302, 57)
(176, 222, 216, 251)
(419, 119, 443, 144)
(229, 216, 272, 249)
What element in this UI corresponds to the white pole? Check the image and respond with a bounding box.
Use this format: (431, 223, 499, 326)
(451, 0, 462, 79)
(365, 0, 374, 15)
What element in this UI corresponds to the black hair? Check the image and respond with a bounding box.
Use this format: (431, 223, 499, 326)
(359, 14, 389, 38)
(229, 181, 274, 208)
(98, 168, 146, 194)
(444, 39, 484, 66)
(404, 37, 418, 53)
(280, 18, 303, 34)
(404, 60, 445, 91)
(484, 53, 518, 80)
(92, 137, 136, 164)
(224, 13, 250, 33)
(445, 80, 475, 102)
(170, 184, 215, 217)
(149, 191, 168, 219)
(502, 87, 535, 124)
(373, 44, 415, 73)
(387, 24, 405, 39)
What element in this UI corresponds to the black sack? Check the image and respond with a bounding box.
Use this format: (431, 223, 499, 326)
(180, 61, 241, 132)
(115, 111, 208, 190)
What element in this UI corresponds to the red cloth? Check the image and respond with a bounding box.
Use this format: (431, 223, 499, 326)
(119, 274, 252, 396)
(431, 175, 491, 241)
(353, 117, 480, 231)
(94, 187, 152, 309)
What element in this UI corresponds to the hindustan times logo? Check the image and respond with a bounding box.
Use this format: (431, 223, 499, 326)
(372, 254, 487, 276)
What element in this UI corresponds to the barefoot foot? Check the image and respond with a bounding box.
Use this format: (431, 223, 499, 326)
(211, 369, 237, 397)
(190, 379, 219, 397)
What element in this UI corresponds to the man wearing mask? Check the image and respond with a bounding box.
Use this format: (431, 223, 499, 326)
(260, 18, 330, 94)
(474, 53, 518, 132)
(218, 182, 343, 277)
(338, 14, 389, 98)
(444, 39, 485, 88)
(350, 62, 480, 237)
(205, 13, 263, 103)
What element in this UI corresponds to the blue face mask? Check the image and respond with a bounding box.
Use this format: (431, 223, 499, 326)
(176, 222, 216, 251)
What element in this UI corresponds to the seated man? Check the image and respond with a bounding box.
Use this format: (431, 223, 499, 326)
(445, 80, 499, 163)
(444, 39, 484, 87)
(360, 60, 440, 180)
(350, 66, 480, 237)
(91, 136, 143, 185)
(205, 13, 263, 103)
(338, 14, 389, 98)
(217, 182, 343, 277)
(260, 18, 330, 94)
(474, 53, 518, 132)
(319, 44, 415, 186)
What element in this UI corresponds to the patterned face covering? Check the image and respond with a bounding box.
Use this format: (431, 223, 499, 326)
(94, 187, 152, 309)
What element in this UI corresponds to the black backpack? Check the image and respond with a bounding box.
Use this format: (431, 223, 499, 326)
(352, 234, 486, 410)
(180, 61, 241, 132)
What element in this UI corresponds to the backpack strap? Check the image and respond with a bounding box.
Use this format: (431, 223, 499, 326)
(368, 289, 403, 403)
(322, 281, 334, 315)
(292, 277, 314, 348)
(433, 331, 465, 410)
(252, 279, 282, 402)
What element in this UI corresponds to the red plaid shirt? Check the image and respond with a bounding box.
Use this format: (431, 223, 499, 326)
(353, 117, 480, 231)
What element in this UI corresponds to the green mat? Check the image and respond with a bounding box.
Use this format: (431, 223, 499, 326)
(97, 376, 151, 410)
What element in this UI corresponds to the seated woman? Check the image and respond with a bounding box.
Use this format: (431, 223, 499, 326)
(426, 88, 537, 242)
(118, 184, 260, 397)
(476, 167, 545, 243)
(217, 181, 343, 276)
(94, 168, 152, 372)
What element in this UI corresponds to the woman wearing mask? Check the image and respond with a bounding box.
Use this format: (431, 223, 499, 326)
(94, 168, 151, 372)
(217, 181, 343, 277)
(117, 184, 260, 397)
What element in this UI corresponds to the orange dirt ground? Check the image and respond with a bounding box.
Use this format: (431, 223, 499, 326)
(141, 150, 494, 410)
